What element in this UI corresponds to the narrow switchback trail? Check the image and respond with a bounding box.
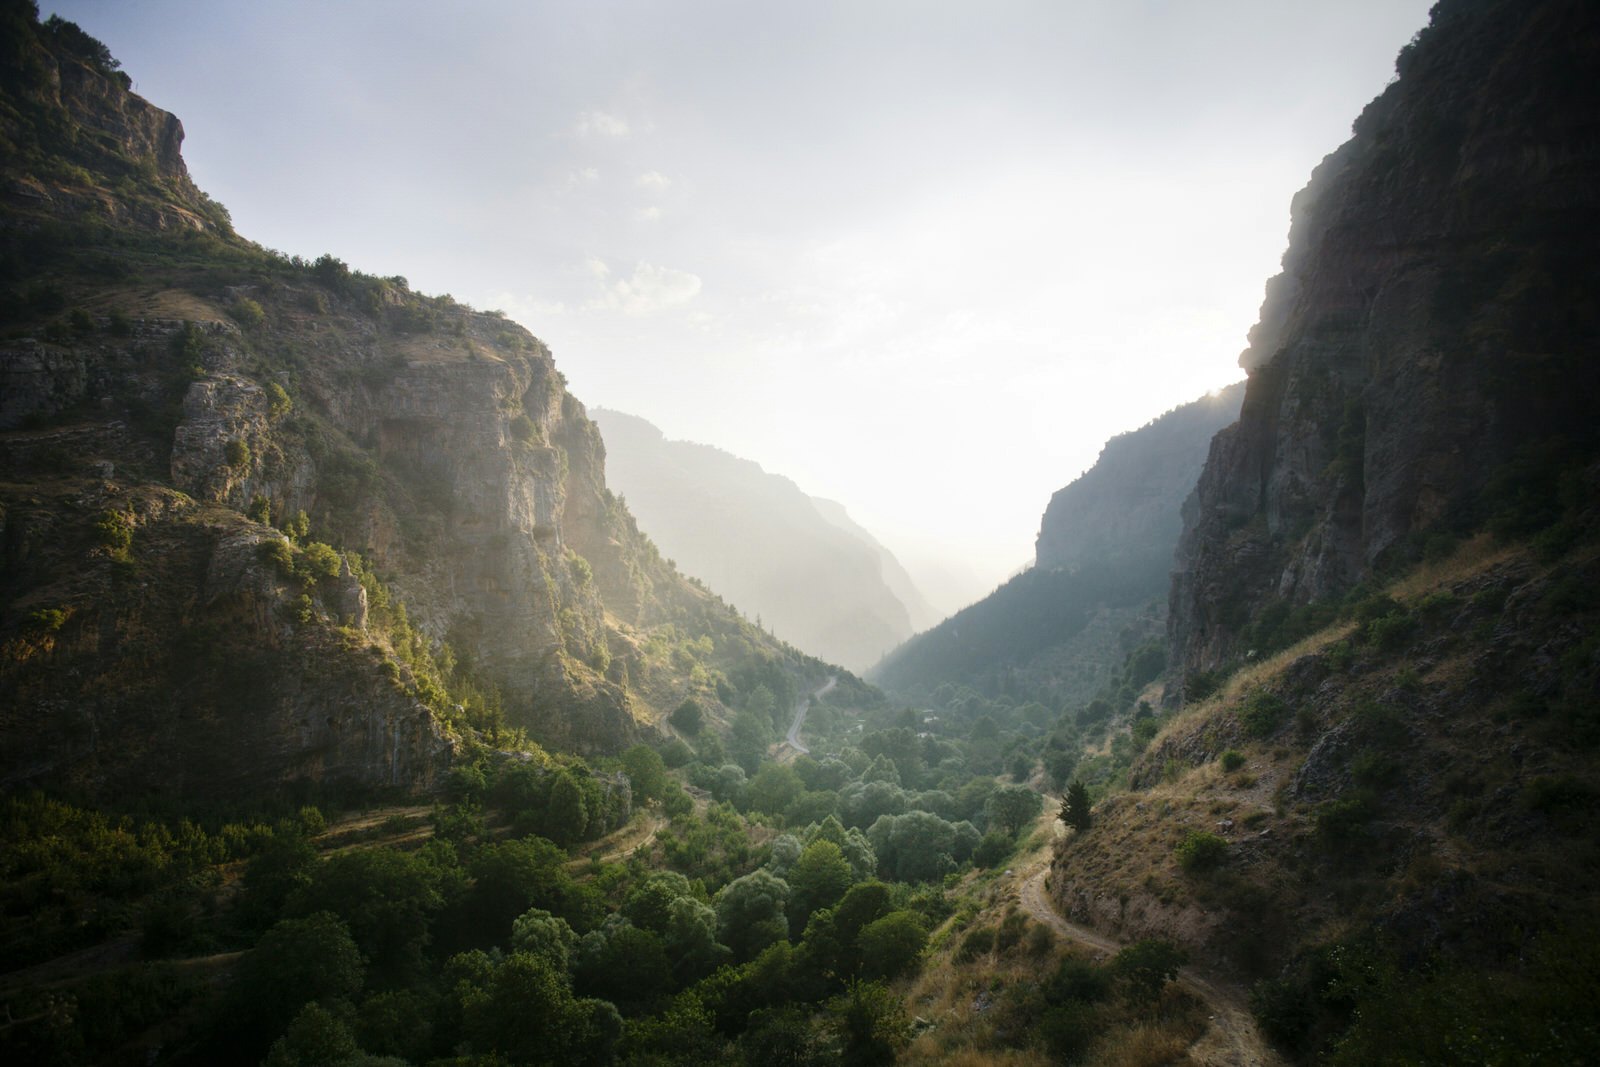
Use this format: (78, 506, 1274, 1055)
(568, 810, 667, 869)
(1012, 803, 1285, 1067)
(784, 675, 836, 756)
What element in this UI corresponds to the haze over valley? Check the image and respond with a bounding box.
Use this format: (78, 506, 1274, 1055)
(2, 2, 1597, 1065)
(34, 0, 1437, 589)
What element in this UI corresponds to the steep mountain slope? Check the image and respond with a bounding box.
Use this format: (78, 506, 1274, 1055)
(1171, 0, 1600, 676)
(1052, 1, 1600, 1060)
(807, 496, 940, 633)
(0, 17, 818, 798)
(1037, 383, 1245, 577)
(871, 385, 1242, 708)
(590, 408, 924, 671)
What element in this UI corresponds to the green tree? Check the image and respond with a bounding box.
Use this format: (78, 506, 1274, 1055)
(232, 912, 364, 1044)
(355, 989, 434, 1063)
(1175, 830, 1229, 873)
(1113, 939, 1188, 1004)
(740, 1005, 826, 1067)
(467, 837, 572, 934)
(512, 907, 578, 971)
(866, 811, 957, 883)
(711, 763, 748, 802)
(973, 830, 1013, 869)
(743, 762, 804, 816)
(747, 684, 778, 728)
(546, 770, 589, 847)
(766, 833, 803, 878)
(669, 698, 704, 735)
(826, 980, 909, 1067)
(622, 744, 669, 805)
(240, 830, 318, 929)
(262, 1002, 358, 1067)
(622, 870, 696, 934)
(289, 846, 453, 984)
(623, 990, 725, 1063)
(840, 827, 878, 881)
(856, 910, 927, 981)
(42, 15, 121, 72)
(1061, 780, 1092, 832)
(786, 840, 855, 933)
(799, 881, 893, 980)
(986, 785, 1042, 836)
(662, 895, 731, 984)
(716, 869, 790, 962)
(731, 706, 775, 775)
(574, 917, 674, 1012)
(460, 951, 619, 1063)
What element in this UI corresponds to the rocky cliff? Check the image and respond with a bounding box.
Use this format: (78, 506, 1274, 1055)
(1171, 0, 1600, 676)
(0, 15, 815, 798)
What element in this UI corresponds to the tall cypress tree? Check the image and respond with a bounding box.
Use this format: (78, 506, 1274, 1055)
(1061, 780, 1092, 832)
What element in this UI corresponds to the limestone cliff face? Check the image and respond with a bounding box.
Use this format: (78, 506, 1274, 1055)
(2, 26, 217, 232)
(0, 484, 453, 798)
(0, 19, 808, 797)
(1172, 0, 1600, 674)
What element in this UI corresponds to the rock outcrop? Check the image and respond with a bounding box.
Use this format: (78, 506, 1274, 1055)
(0, 16, 817, 798)
(1171, 0, 1600, 674)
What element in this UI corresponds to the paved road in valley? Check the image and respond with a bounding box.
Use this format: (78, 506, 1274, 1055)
(785, 675, 836, 755)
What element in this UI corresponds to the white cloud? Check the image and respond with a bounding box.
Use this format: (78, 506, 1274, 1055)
(574, 110, 629, 137)
(635, 170, 671, 189)
(585, 261, 702, 316)
(635, 205, 662, 222)
(481, 290, 568, 324)
(566, 167, 599, 188)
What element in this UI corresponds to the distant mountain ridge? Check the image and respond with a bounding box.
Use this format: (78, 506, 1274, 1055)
(870, 385, 1243, 706)
(591, 408, 930, 672)
(1036, 382, 1245, 575)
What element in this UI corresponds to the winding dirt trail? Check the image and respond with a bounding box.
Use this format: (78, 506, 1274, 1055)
(567, 810, 667, 869)
(1012, 805, 1284, 1067)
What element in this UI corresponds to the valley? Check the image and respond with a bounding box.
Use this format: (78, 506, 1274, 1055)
(2, 0, 1598, 1065)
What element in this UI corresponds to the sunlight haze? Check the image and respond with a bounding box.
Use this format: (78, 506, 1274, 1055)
(45, 0, 1434, 597)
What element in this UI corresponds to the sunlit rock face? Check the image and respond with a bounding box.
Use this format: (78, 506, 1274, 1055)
(1171, 0, 1600, 674)
(0, 26, 805, 796)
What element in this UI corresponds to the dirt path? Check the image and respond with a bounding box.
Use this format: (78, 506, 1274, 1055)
(315, 803, 435, 854)
(567, 810, 667, 869)
(1012, 805, 1284, 1067)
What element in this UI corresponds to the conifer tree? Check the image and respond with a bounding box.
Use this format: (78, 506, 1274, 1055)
(1061, 780, 1092, 832)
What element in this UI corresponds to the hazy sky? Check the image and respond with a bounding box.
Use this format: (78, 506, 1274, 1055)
(47, 0, 1432, 601)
